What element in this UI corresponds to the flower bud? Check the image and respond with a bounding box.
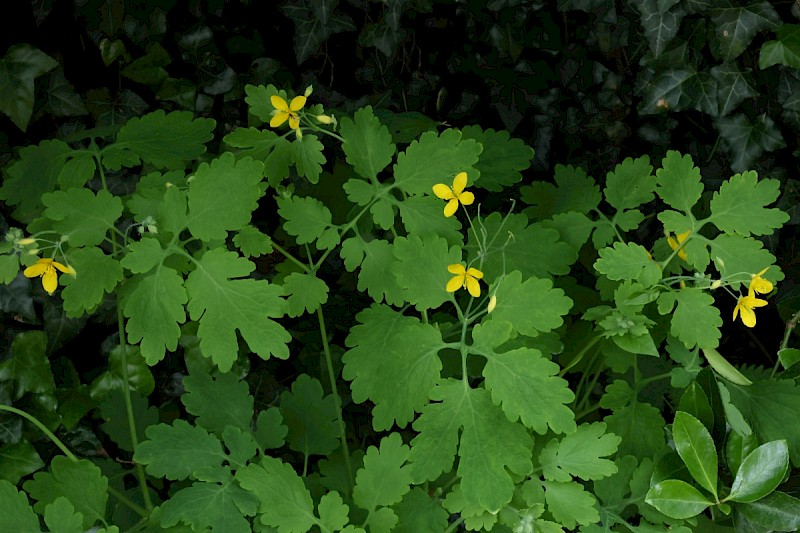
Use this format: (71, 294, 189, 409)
(295, 128, 303, 140)
(487, 295, 497, 314)
(16, 237, 36, 245)
(304, 85, 313, 97)
(315, 114, 336, 125)
(710, 280, 721, 290)
(27, 248, 40, 255)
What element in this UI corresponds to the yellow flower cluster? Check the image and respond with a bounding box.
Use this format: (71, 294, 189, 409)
(23, 258, 76, 295)
(732, 268, 772, 328)
(433, 172, 474, 217)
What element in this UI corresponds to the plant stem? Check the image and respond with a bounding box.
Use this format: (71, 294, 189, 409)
(559, 334, 602, 376)
(316, 306, 354, 490)
(271, 241, 311, 273)
(443, 516, 465, 533)
(770, 309, 800, 378)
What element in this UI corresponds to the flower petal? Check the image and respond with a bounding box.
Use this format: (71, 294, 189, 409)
(270, 95, 289, 112)
(23, 261, 49, 278)
(740, 305, 756, 327)
(448, 264, 466, 275)
(465, 276, 481, 297)
(41, 268, 58, 295)
(458, 191, 475, 206)
(289, 95, 307, 111)
(432, 184, 455, 200)
(452, 172, 468, 195)
(288, 114, 300, 130)
(446, 275, 464, 293)
(52, 260, 72, 274)
(443, 199, 459, 217)
(270, 112, 289, 128)
(466, 267, 483, 279)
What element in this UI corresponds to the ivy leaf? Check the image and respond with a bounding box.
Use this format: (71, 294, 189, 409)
(280, 1, 356, 64)
(339, 237, 405, 306)
(134, 420, 225, 480)
(394, 488, 449, 533)
(489, 270, 573, 337)
(280, 374, 340, 456)
(43, 497, 84, 533)
(543, 480, 600, 529)
(709, 1, 780, 62)
(539, 422, 622, 482)
(339, 106, 396, 181)
(760, 24, 800, 69)
(122, 267, 187, 365)
(408, 380, 533, 513)
(639, 69, 694, 115)
(23, 456, 108, 529)
(604, 156, 656, 211)
(282, 272, 329, 317)
(630, 0, 685, 58)
(521, 164, 601, 219)
(658, 289, 722, 349)
(353, 433, 413, 513)
(182, 372, 254, 435)
(98, 389, 158, 453)
(709, 172, 788, 236)
(594, 242, 662, 288)
(397, 196, 464, 246)
(89, 345, 154, 400)
(0, 331, 55, 400)
(604, 400, 667, 460)
(277, 195, 339, 249)
(0, 441, 44, 485)
(186, 153, 264, 241)
(233, 225, 273, 258)
(42, 188, 123, 247)
(160, 481, 257, 533)
(223, 127, 293, 185)
(391, 235, 462, 310)
(343, 305, 443, 431)
(460, 126, 533, 191)
(393, 129, 482, 195)
(0, 44, 57, 131)
(710, 63, 758, 117)
(236, 456, 316, 532)
(185, 249, 290, 371)
(684, 70, 718, 116)
(102, 110, 215, 170)
(60, 247, 123, 317)
(716, 113, 785, 172)
(656, 151, 704, 213)
(0, 480, 40, 532)
(477, 324, 575, 435)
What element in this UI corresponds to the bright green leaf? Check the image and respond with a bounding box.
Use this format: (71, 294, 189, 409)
(339, 237, 405, 306)
(280, 374, 340, 457)
(604, 156, 656, 211)
(44, 497, 84, 533)
(605, 400, 667, 460)
(134, 420, 225, 480)
(760, 25, 800, 68)
(183, 372, 254, 435)
(340, 106, 395, 181)
(233, 225, 273, 257)
(709, 171, 788, 236)
(318, 491, 350, 532)
(277, 195, 338, 249)
(254, 407, 288, 450)
(539, 422, 621, 482)
(392, 129, 481, 195)
(656, 151, 704, 213)
(727, 440, 789, 503)
(42, 188, 123, 247)
(490, 270, 573, 337)
(60, 247, 123, 317)
(543, 480, 600, 529)
(521, 164, 601, 219)
(394, 488, 449, 533)
(737, 491, 800, 531)
(282, 272, 329, 317)
(391, 234, 462, 310)
(460, 125, 533, 191)
(646, 479, 711, 519)
(292, 134, 326, 184)
(353, 433, 413, 511)
(672, 411, 718, 498)
(397, 196, 464, 246)
(0, 480, 40, 532)
(160, 481, 257, 533)
(657, 289, 722, 350)
(595, 242, 662, 287)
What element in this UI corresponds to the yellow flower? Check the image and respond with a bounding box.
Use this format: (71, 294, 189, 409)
(733, 290, 767, 328)
(270, 95, 307, 130)
(749, 267, 773, 295)
(667, 230, 691, 261)
(23, 258, 75, 295)
(433, 172, 475, 217)
(446, 263, 483, 297)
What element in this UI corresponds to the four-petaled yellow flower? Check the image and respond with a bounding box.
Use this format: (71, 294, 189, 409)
(433, 172, 475, 217)
(667, 230, 691, 261)
(749, 267, 773, 295)
(733, 290, 767, 328)
(23, 258, 76, 295)
(446, 263, 483, 297)
(270, 95, 307, 130)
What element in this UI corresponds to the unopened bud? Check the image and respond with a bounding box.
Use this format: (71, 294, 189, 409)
(295, 128, 303, 140)
(28, 248, 40, 255)
(487, 295, 497, 314)
(165, 182, 174, 188)
(315, 114, 336, 125)
(710, 280, 721, 290)
(679, 280, 686, 289)
(16, 237, 36, 245)
(304, 85, 313, 97)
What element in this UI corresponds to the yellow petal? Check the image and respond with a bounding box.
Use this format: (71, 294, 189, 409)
(271, 95, 289, 112)
(465, 276, 481, 297)
(458, 191, 475, 206)
(289, 95, 307, 111)
(676, 230, 691, 243)
(443, 199, 459, 217)
(740, 305, 756, 327)
(446, 275, 464, 293)
(466, 268, 483, 279)
(432, 184, 455, 200)
(41, 268, 58, 295)
(270, 112, 288, 128)
(23, 261, 50, 278)
(51, 260, 71, 273)
(288, 114, 300, 130)
(452, 172, 468, 195)
(448, 264, 466, 275)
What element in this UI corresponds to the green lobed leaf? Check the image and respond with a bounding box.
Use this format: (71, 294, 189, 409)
(134, 419, 225, 480)
(0, 254, 19, 284)
(0, 44, 58, 131)
(57, 152, 96, 189)
(254, 407, 288, 450)
(594, 242, 662, 287)
(392, 129, 482, 195)
(60, 247, 123, 317)
(353, 433, 413, 512)
(407, 380, 533, 513)
(277, 195, 339, 249)
(539, 422, 621, 482)
(280, 374, 340, 457)
(657, 289, 722, 350)
(521, 164, 601, 219)
(44, 497, 84, 533)
(282, 272, 329, 317)
(236, 456, 316, 532)
(42, 188, 123, 247)
(397, 196, 464, 246)
(656, 151, 704, 213)
(343, 304, 444, 431)
(645, 479, 711, 519)
(24, 456, 108, 529)
(102, 109, 215, 170)
(339, 106, 396, 181)
(715, 114, 786, 172)
(727, 440, 789, 503)
(604, 156, 656, 211)
(391, 234, 462, 310)
(292, 133, 327, 184)
(182, 372, 254, 435)
(160, 481, 258, 533)
(672, 411, 718, 498)
(604, 400, 667, 460)
(317, 491, 351, 532)
(543, 479, 601, 529)
(709, 171, 788, 236)
(709, 2, 780, 62)
(737, 491, 800, 531)
(187, 153, 265, 241)
(224, 127, 293, 186)
(394, 488, 449, 533)
(244, 84, 285, 122)
(339, 237, 405, 305)
(233, 225, 274, 258)
(0, 330, 55, 400)
(0, 480, 40, 532)
(460, 125, 533, 191)
(122, 267, 187, 365)
(709, 234, 781, 290)
(185, 249, 290, 371)
(489, 270, 573, 337)
(120, 238, 167, 274)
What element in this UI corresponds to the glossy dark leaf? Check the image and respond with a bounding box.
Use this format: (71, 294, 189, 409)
(645, 479, 712, 519)
(737, 491, 800, 531)
(715, 113, 785, 172)
(672, 411, 718, 497)
(709, 2, 779, 62)
(727, 440, 789, 503)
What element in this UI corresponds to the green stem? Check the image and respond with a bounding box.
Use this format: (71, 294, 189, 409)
(636, 372, 672, 390)
(443, 516, 466, 533)
(559, 335, 602, 376)
(316, 306, 354, 490)
(271, 241, 311, 273)
(107, 486, 148, 517)
(771, 310, 800, 378)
